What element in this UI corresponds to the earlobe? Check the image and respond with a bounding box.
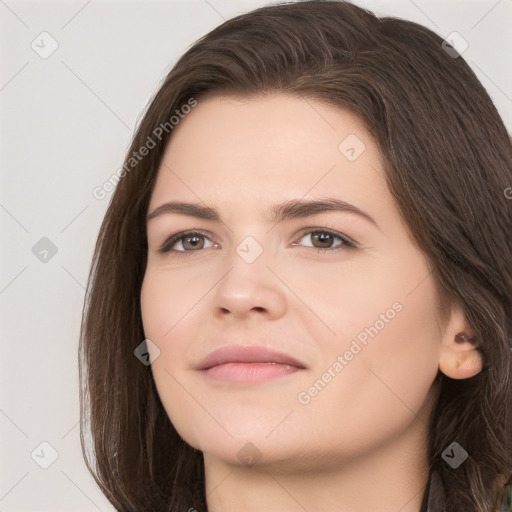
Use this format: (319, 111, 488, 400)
(439, 332, 483, 379)
(437, 301, 484, 379)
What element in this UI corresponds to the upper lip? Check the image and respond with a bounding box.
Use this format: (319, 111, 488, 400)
(196, 345, 307, 370)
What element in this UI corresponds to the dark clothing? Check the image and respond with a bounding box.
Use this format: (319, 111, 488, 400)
(420, 471, 446, 512)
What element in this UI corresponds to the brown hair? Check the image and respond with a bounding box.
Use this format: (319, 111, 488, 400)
(79, 1, 512, 510)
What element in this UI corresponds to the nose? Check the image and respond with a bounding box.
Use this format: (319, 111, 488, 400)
(212, 243, 287, 320)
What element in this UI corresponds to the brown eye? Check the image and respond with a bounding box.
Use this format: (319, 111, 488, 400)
(296, 229, 355, 251)
(159, 231, 214, 255)
(180, 234, 206, 251)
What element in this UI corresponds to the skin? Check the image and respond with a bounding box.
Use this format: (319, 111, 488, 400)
(140, 93, 483, 512)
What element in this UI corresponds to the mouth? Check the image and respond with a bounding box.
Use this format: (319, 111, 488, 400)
(196, 345, 307, 383)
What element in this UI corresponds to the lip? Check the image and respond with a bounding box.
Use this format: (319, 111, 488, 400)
(196, 345, 307, 382)
(196, 345, 307, 370)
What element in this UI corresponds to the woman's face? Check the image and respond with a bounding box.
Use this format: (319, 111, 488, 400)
(140, 93, 444, 470)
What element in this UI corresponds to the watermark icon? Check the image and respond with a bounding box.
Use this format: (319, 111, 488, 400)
(441, 31, 469, 59)
(134, 339, 161, 366)
(31, 31, 59, 59)
(442, 441, 468, 468)
(32, 237, 58, 263)
(93, 97, 198, 200)
(31, 441, 59, 469)
(237, 442, 263, 466)
(236, 236, 264, 264)
(338, 133, 366, 161)
(297, 301, 403, 405)
(504, 187, 512, 200)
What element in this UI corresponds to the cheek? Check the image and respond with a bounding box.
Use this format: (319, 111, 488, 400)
(293, 286, 441, 457)
(347, 283, 440, 419)
(140, 273, 185, 396)
(140, 275, 166, 341)
(140, 269, 202, 349)
(295, 252, 442, 435)
(140, 271, 211, 445)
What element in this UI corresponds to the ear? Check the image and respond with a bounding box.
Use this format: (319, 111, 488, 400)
(438, 302, 483, 379)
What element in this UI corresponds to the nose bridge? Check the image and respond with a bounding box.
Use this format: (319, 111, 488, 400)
(212, 230, 286, 318)
(234, 233, 267, 266)
(224, 231, 272, 289)
(222, 209, 276, 265)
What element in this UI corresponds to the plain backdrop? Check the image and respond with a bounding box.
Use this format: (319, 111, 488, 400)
(1, 0, 511, 510)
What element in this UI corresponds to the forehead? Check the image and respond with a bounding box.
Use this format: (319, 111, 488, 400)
(150, 93, 388, 210)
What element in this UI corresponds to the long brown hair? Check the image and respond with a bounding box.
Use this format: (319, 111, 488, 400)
(79, 1, 512, 510)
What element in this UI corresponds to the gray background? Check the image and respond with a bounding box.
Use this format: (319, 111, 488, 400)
(1, 0, 511, 510)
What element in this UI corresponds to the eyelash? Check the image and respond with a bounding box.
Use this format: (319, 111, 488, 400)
(158, 228, 357, 258)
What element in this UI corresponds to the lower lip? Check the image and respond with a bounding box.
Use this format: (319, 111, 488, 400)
(202, 362, 302, 382)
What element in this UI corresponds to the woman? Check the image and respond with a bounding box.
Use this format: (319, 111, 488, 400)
(79, 1, 512, 511)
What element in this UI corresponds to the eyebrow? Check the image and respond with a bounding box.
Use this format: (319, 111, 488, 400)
(147, 197, 379, 229)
